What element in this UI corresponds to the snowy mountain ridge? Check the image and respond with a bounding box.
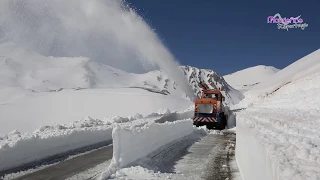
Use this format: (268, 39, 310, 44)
(223, 65, 280, 92)
(0, 42, 243, 105)
(181, 65, 244, 105)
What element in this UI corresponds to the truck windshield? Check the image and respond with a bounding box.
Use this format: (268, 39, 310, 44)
(204, 94, 218, 99)
(197, 104, 214, 114)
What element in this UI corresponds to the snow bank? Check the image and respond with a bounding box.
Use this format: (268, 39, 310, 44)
(236, 49, 320, 109)
(236, 72, 320, 180)
(236, 115, 273, 180)
(0, 106, 193, 175)
(0, 116, 112, 172)
(99, 119, 194, 179)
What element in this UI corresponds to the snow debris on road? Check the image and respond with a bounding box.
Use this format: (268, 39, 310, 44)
(236, 49, 320, 180)
(110, 166, 184, 180)
(110, 166, 185, 180)
(157, 108, 171, 115)
(66, 159, 112, 180)
(99, 119, 195, 179)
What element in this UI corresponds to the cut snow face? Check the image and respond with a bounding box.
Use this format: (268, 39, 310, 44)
(99, 119, 195, 179)
(223, 65, 279, 92)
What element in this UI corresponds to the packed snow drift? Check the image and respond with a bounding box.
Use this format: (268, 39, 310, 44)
(236, 49, 320, 180)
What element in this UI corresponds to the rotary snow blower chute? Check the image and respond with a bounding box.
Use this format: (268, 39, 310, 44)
(193, 82, 227, 130)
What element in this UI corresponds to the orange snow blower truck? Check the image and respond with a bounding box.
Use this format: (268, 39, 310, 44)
(193, 82, 227, 130)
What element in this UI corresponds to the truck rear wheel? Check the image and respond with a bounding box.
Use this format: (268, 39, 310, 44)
(195, 122, 200, 127)
(220, 112, 227, 129)
(206, 123, 214, 130)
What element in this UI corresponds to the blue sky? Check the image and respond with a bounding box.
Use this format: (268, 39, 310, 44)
(126, 0, 320, 75)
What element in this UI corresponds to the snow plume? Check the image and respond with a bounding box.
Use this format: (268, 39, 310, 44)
(0, 0, 195, 100)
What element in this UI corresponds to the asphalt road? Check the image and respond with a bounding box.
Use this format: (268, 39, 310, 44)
(12, 132, 237, 180)
(132, 131, 237, 180)
(15, 145, 113, 180)
(202, 132, 236, 180)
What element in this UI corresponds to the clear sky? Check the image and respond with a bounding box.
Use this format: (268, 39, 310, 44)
(126, 0, 320, 75)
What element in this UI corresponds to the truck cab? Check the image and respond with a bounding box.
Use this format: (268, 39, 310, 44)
(193, 83, 227, 130)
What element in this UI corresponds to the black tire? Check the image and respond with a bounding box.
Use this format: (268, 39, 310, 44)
(220, 112, 227, 128)
(195, 122, 199, 127)
(206, 124, 213, 130)
(216, 123, 224, 130)
(224, 114, 228, 128)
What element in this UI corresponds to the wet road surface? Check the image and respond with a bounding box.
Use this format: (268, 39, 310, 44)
(133, 130, 237, 180)
(12, 131, 237, 180)
(202, 132, 236, 180)
(15, 145, 113, 180)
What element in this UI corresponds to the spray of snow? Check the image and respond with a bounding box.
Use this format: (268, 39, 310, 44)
(0, 0, 195, 99)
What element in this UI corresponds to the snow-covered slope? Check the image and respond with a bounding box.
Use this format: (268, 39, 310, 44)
(223, 65, 279, 92)
(236, 49, 320, 109)
(0, 42, 242, 135)
(236, 49, 320, 180)
(0, 42, 242, 103)
(0, 42, 193, 134)
(0, 88, 193, 135)
(0, 42, 178, 96)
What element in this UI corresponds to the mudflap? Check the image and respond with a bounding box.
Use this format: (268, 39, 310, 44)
(193, 121, 224, 130)
(206, 122, 225, 130)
